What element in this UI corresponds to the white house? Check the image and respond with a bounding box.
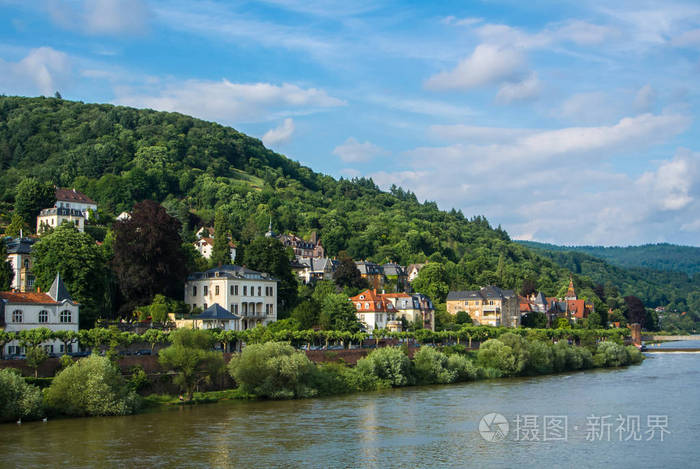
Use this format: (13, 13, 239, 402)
(184, 265, 277, 330)
(55, 188, 97, 220)
(37, 207, 85, 233)
(0, 273, 80, 357)
(193, 237, 236, 263)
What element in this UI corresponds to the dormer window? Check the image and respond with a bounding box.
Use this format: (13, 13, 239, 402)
(359, 295, 365, 299)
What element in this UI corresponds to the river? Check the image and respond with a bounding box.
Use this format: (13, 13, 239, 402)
(2, 347, 700, 468)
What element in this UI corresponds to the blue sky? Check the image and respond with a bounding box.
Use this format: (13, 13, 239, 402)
(1, 0, 700, 246)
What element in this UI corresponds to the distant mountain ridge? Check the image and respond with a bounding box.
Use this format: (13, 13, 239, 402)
(517, 241, 700, 276)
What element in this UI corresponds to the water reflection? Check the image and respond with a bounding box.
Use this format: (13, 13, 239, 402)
(2, 354, 700, 467)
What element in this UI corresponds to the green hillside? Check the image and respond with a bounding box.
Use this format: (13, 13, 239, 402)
(0, 96, 695, 323)
(518, 241, 700, 276)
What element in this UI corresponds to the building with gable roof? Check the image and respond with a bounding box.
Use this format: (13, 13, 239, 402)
(193, 303, 241, 331)
(36, 188, 98, 233)
(349, 289, 401, 331)
(355, 261, 385, 290)
(1, 273, 80, 356)
(382, 292, 435, 330)
(184, 265, 277, 330)
(446, 286, 520, 327)
(382, 262, 408, 292)
(294, 256, 338, 284)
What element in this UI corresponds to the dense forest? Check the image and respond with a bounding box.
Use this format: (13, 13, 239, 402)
(0, 96, 696, 331)
(518, 241, 700, 276)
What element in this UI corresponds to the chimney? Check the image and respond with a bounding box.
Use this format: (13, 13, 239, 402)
(37, 286, 41, 293)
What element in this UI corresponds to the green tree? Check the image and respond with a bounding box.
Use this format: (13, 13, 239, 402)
(228, 341, 317, 399)
(243, 236, 298, 315)
(455, 311, 472, 325)
(0, 239, 13, 290)
(158, 328, 225, 401)
(0, 369, 44, 422)
(45, 354, 140, 416)
(355, 346, 413, 387)
(319, 293, 361, 332)
(31, 224, 107, 327)
(412, 263, 449, 303)
(5, 214, 27, 238)
(211, 210, 232, 266)
(14, 178, 56, 228)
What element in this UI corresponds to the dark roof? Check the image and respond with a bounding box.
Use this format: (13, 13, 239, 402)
(447, 286, 515, 301)
(4, 237, 36, 255)
(382, 263, 406, 277)
(355, 261, 383, 275)
(49, 273, 72, 302)
(55, 188, 96, 204)
(187, 264, 277, 281)
(197, 303, 240, 320)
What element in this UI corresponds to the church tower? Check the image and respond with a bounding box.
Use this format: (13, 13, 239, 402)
(564, 277, 577, 301)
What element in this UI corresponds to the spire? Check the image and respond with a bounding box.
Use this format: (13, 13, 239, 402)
(565, 276, 577, 300)
(265, 216, 275, 238)
(48, 272, 72, 302)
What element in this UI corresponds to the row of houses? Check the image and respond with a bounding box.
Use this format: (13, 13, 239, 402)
(445, 279, 594, 328)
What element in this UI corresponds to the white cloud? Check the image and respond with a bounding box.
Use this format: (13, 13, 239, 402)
(425, 44, 525, 91)
(0, 47, 72, 96)
(115, 79, 345, 124)
(262, 118, 295, 146)
(637, 150, 699, 211)
(48, 0, 150, 35)
(369, 95, 474, 119)
(333, 138, 388, 163)
(558, 91, 621, 124)
(372, 115, 694, 245)
(496, 73, 540, 103)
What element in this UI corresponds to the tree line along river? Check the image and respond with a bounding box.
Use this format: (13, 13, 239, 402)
(1, 343, 699, 468)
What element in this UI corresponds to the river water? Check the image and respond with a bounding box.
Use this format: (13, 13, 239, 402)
(2, 346, 700, 468)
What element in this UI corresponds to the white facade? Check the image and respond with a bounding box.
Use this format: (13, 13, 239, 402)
(1, 274, 79, 356)
(193, 238, 236, 262)
(184, 265, 277, 330)
(37, 207, 85, 233)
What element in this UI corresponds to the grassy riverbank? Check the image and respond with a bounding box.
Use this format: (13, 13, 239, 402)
(1, 334, 644, 423)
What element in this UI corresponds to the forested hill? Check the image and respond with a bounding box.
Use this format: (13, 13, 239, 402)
(517, 241, 700, 276)
(0, 96, 693, 311)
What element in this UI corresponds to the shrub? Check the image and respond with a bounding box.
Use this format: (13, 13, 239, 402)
(45, 354, 140, 416)
(129, 366, 150, 392)
(525, 340, 553, 375)
(159, 328, 226, 401)
(499, 333, 530, 375)
(625, 346, 644, 365)
(477, 339, 519, 376)
(413, 347, 455, 385)
(0, 368, 44, 422)
(446, 354, 478, 382)
(228, 342, 318, 399)
(58, 354, 74, 370)
(594, 342, 629, 367)
(355, 347, 413, 387)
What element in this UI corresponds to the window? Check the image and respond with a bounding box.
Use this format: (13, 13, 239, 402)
(234, 285, 239, 295)
(60, 310, 72, 323)
(60, 344, 72, 353)
(44, 345, 54, 353)
(243, 286, 247, 296)
(215, 285, 220, 295)
(230, 285, 234, 295)
(233, 304, 238, 314)
(203, 286, 208, 296)
(192, 286, 197, 296)
(364, 302, 369, 309)
(203, 303, 207, 309)
(23, 259, 29, 269)
(12, 310, 22, 323)
(39, 310, 48, 323)
(258, 286, 261, 296)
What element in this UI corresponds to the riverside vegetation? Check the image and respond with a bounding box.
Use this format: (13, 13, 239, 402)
(0, 328, 642, 423)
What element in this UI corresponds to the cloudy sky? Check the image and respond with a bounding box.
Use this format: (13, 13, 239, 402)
(2, 0, 700, 246)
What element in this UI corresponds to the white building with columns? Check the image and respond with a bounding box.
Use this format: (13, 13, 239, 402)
(184, 265, 277, 330)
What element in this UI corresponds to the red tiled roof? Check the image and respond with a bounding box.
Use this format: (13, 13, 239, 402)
(0, 291, 58, 304)
(55, 188, 96, 204)
(567, 299, 586, 319)
(381, 292, 411, 298)
(349, 289, 396, 313)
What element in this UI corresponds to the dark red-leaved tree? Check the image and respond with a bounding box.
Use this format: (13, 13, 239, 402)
(624, 295, 646, 327)
(112, 200, 187, 314)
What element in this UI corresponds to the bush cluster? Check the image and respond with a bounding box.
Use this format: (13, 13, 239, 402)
(0, 368, 44, 422)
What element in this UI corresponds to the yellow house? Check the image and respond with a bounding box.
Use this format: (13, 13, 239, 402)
(446, 286, 520, 327)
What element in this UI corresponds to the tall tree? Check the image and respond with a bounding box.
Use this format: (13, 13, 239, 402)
(31, 224, 107, 327)
(243, 236, 298, 316)
(333, 254, 367, 289)
(14, 178, 56, 228)
(0, 239, 13, 290)
(624, 295, 647, 327)
(211, 210, 232, 266)
(319, 293, 361, 332)
(112, 200, 188, 314)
